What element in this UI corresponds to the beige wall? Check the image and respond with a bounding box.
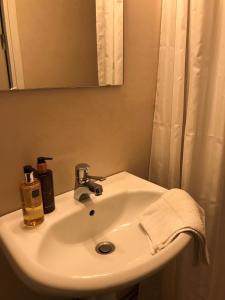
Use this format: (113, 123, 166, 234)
(0, 0, 162, 298)
(16, 0, 98, 88)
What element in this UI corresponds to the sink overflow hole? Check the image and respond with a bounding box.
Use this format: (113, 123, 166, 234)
(95, 241, 115, 255)
(89, 210, 95, 216)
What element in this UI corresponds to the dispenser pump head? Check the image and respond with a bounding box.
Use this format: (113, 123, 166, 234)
(23, 165, 35, 183)
(37, 157, 53, 164)
(24, 165, 33, 173)
(37, 157, 53, 174)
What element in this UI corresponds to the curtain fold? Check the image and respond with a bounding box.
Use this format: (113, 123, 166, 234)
(149, 0, 225, 299)
(95, 0, 123, 86)
(149, 0, 189, 188)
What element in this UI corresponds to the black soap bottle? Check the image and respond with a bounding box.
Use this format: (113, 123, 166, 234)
(37, 157, 55, 214)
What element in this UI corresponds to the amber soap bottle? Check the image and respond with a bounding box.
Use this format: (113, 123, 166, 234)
(20, 165, 44, 227)
(37, 157, 55, 214)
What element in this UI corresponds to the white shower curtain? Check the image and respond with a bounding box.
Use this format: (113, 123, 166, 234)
(96, 0, 123, 86)
(149, 0, 225, 299)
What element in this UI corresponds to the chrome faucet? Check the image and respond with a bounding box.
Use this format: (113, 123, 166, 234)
(74, 163, 106, 201)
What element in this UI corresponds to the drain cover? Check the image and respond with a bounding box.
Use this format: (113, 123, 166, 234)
(95, 241, 115, 255)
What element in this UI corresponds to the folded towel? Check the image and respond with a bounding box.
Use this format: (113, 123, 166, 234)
(139, 188, 209, 264)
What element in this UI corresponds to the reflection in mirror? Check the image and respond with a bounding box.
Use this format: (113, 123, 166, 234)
(0, 12, 10, 89)
(0, 0, 123, 90)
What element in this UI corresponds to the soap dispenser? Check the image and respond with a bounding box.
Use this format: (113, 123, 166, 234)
(20, 165, 44, 227)
(37, 157, 55, 214)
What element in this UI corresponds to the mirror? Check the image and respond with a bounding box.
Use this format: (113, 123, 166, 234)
(0, 0, 123, 90)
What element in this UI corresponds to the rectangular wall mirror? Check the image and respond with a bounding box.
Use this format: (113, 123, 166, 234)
(0, 0, 123, 90)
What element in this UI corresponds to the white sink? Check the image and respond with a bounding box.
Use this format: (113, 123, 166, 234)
(0, 172, 191, 297)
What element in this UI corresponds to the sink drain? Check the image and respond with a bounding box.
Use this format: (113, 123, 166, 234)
(95, 241, 115, 255)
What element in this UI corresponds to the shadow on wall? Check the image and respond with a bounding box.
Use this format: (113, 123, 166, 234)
(0, 249, 55, 300)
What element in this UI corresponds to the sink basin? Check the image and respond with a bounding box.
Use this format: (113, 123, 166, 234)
(0, 172, 191, 297)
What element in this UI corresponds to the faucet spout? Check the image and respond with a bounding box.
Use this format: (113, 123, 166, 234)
(74, 187, 92, 202)
(86, 181, 103, 196)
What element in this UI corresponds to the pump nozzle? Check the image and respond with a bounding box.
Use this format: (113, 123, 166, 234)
(37, 157, 53, 164)
(37, 157, 53, 174)
(23, 165, 35, 183)
(24, 165, 33, 173)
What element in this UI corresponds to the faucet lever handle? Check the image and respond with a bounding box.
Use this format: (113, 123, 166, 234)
(87, 175, 106, 181)
(75, 163, 90, 184)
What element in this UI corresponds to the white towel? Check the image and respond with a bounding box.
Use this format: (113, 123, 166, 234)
(139, 188, 209, 264)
